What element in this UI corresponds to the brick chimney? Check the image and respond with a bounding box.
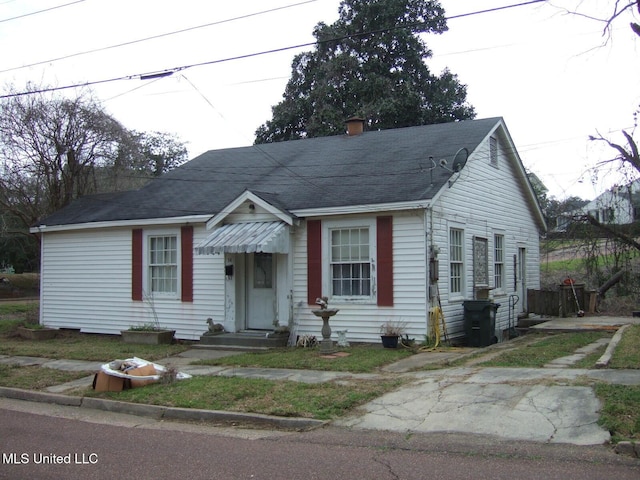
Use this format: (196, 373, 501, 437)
(345, 116, 365, 136)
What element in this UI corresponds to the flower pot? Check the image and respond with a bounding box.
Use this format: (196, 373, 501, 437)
(17, 326, 57, 341)
(380, 334, 399, 348)
(121, 329, 175, 345)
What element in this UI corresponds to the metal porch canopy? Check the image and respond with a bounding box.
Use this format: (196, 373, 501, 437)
(196, 221, 289, 254)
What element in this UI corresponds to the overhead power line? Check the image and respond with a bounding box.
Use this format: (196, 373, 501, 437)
(0, 0, 546, 99)
(0, 0, 318, 75)
(0, 0, 86, 24)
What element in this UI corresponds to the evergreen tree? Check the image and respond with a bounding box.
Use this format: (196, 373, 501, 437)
(255, 0, 475, 143)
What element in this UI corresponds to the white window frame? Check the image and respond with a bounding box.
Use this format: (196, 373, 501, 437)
(494, 233, 505, 292)
(322, 218, 376, 304)
(449, 227, 465, 297)
(143, 229, 181, 300)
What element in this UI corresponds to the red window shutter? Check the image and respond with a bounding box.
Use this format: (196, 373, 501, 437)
(377, 216, 394, 306)
(132, 229, 143, 301)
(307, 219, 322, 305)
(181, 226, 194, 303)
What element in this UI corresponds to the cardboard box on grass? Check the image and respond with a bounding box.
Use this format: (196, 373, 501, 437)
(93, 371, 129, 392)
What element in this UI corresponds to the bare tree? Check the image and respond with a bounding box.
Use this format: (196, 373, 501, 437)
(572, 0, 640, 236)
(557, 1, 640, 41)
(0, 84, 191, 220)
(0, 84, 134, 227)
(551, 2, 640, 305)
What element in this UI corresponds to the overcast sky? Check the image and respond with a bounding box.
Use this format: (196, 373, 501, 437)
(1, 0, 638, 201)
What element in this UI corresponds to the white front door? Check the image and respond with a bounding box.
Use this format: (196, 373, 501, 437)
(246, 253, 276, 330)
(517, 248, 527, 314)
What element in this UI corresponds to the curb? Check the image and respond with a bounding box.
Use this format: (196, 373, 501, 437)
(0, 386, 82, 407)
(0, 387, 326, 431)
(595, 324, 630, 368)
(614, 441, 640, 459)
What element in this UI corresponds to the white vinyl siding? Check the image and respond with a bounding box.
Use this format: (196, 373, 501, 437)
(430, 128, 542, 340)
(39, 225, 222, 340)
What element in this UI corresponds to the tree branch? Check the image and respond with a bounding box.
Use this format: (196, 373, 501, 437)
(583, 214, 640, 251)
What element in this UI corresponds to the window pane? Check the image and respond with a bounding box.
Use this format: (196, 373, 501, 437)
(330, 227, 371, 297)
(149, 235, 178, 294)
(494, 234, 504, 290)
(449, 228, 464, 294)
(254, 253, 273, 289)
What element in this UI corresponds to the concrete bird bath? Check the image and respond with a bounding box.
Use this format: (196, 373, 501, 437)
(312, 307, 339, 354)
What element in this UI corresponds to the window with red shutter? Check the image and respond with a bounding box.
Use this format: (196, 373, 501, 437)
(308, 216, 393, 306)
(132, 227, 193, 303)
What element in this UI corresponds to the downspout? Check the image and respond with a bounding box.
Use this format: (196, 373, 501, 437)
(425, 207, 432, 336)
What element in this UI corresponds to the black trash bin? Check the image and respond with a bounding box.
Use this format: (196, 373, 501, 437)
(463, 300, 500, 347)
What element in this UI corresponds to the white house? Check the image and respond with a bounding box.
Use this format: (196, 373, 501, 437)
(32, 117, 546, 345)
(556, 180, 640, 231)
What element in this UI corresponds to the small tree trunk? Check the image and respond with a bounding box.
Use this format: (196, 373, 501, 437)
(597, 270, 625, 298)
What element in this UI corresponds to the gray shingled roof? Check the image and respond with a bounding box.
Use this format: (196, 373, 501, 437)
(38, 117, 502, 227)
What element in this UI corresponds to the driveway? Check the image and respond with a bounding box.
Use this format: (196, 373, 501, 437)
(337, 318, 640, 446)
(335, 366, 614, 445)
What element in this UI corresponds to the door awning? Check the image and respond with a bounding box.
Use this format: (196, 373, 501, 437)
(196, 221, 289, 255)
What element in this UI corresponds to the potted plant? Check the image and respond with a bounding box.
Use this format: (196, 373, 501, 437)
(379, 320, 406, 348)
(17, 307, 57, 340)
(17, 322, 57, 341)
(121, 292, 175, 345)
(121, 323, 176, 345)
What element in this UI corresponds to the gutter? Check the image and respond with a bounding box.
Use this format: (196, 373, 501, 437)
(292, 200, 432, 218)
(30, 215, 212, 234)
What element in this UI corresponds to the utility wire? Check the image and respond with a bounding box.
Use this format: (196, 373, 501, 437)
(0, 0, 318, 75)
(0, 0, 85, 24)
(447, 0, 544, 20)
(0, 0, 546, 99)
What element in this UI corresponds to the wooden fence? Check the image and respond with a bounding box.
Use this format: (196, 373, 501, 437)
(527, 284, 596, 317)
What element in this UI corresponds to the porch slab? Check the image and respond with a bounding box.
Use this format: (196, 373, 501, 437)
(198, 332, 288, 349)
(529, 315, 640, 333)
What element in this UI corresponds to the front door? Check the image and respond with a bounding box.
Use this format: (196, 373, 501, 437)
(246, 253, 276, 330)
(517, 248, 527, 314)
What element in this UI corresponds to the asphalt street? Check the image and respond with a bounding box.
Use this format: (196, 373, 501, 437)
(1, 402, 639, 480)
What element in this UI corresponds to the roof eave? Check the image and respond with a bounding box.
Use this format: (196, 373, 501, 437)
(291, 200, 432, 218)
(30, 214, 212, 234)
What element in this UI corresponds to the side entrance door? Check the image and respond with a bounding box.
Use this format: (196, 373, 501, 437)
(517, 247, 527, 314)
(246, 253, 276, 330)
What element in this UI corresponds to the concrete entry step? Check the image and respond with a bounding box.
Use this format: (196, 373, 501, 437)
(198, 331, 288, 349)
